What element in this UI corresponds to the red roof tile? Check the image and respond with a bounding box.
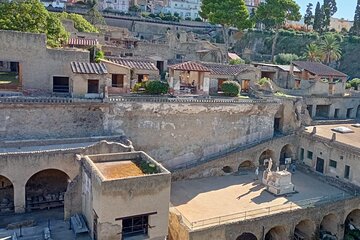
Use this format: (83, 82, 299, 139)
(169, 61, 211, 72)
(68, 38, 99, 46)
(292, 61, 347, 78)
(70, 62, 108, 74)
(106, 57, 158, 71)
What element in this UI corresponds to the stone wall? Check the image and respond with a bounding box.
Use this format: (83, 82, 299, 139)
(105, 100, 282, 168)
(0, 102, 109, 140)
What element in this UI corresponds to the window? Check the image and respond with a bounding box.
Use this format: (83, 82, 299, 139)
(329, 160, 337, 168)
(300, 148, 304, 161)
(307, 151, 313, 160)
(344, 165, 350, 179)
(137, 74, 148, 83)
(53, 76, 69, 93)
(334, 109, 340, 119)
(122, 215, 149, 238)
(112, 74, 124, 88)
(88, 80, 99, 94)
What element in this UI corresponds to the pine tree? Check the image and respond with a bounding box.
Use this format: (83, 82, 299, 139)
(304, 3, 314, 30)
(350, 0, 360, 35)
(313, 2, 323, 32)
(322, 0, 337, 31)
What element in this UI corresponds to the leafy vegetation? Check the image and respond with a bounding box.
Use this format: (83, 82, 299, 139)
(200, 0, 251, 62)
(229, 58, 245, 65)
(145, 12, 181, 22)
(94, 50, 104, 63)
(58, 12, 98, 33)
(255, 0, 301, 62)
(144, 80, 169, 95)
(132, 82, 146, 92)
(346, 78, 360, 90)
(275, 53, 300, 64)
(258, 77, 270, 86)
(221, 81, 241, 97)
(0, 0, 69, 47)
(139, 161, 159, 174)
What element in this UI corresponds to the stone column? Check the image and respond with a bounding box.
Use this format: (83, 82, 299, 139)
(203, 76, 210, 96)
(13, 182, 26, 213)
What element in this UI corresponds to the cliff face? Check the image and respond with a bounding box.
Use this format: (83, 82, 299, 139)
(234, 30, 360, 78)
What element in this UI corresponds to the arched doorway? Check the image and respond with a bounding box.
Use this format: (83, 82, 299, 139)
(279, 144, 294, 165)
(236, 232, 257, 240)
(0, 175, 14, 214)
(357, 105, 360, 119)
(238, 160, 255, 172)
(25, 169, 70, 212)
(265, 226, 287, 240)
(259, 149, 275, 170)
(222, 166, 233, 174)
(320, 214, 338, 238)
(294, 219, 315, 240)
(344, 209, 360, 239)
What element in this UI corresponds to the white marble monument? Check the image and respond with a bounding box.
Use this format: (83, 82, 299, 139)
(262, 158, 295, 195)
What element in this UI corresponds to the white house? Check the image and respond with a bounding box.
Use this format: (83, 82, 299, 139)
(164, 0, 201, 20)
(99, 0, 130, 12)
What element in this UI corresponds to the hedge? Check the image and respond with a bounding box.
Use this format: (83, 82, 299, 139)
(221, 81, 241, 97)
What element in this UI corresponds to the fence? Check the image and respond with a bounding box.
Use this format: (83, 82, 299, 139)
(175, 193, 352, 230)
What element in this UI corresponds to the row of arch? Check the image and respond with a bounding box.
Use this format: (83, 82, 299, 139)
(221, 144, 295, 174)
(236, 210, 360, 240)
(0, 169, 70, 214)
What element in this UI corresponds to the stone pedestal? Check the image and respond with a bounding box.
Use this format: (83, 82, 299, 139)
(263, 170, 295, 196)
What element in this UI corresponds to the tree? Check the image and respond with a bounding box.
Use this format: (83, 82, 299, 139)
(313, 2, 324, 32)
(87, 0, 105, 25)
(322, 0, 337, 31)
(319, 34, 342, 64)
(0, 0, 68, 47)
(350, 0, 360, 35)
(305, 43, 322, 62)
(200, 0, 252, 63)
(304, 3, 314, 30)
(255, 0, 301, 62)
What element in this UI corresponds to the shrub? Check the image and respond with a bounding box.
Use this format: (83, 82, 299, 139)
(132, 82, 146, 92)
(258, 77, 270, 86)
(275, 53, 300, 65)
(346, 78, 360, 90)
(221, 81, 241, 97)
(144, 80, 169, 94)
(229, 58, 245, 65)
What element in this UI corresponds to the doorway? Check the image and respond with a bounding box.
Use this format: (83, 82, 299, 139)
(316, 158, 324, 174)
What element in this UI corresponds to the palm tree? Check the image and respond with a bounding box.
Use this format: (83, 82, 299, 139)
(319, 34, 342, 65)
(305, 43, 322, 62)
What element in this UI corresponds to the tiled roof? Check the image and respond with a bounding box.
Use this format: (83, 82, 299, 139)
(106, 57, 158, 71)
(253, 62, 301, 72)
(292, 61, 347, 78)
(169, 61, 211, 72)
(68, 38, 99, 46)
(202, 62, 252, 76)
(70, 62, 108, 74)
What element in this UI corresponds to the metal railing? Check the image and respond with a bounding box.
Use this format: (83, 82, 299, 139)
(174, 193, 352, 230)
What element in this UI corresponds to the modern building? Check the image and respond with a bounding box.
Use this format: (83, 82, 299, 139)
(164, 0, 201, 20)
(98, 0, 130, 12)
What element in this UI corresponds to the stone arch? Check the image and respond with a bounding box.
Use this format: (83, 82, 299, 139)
(279, 144, 295, 165)
(344, 209, 360, 238)
(222, 166, 233, 174)
(25, 169, 70, 212)
(265, 226, 287, 240)
(294, 219, 316, 240)
(258, 149, 275, 169)
(320, 213, 338, 237)
(238, 160, 255, 171)
(236, 232, 258, 240)
(0, 175, 14, 214)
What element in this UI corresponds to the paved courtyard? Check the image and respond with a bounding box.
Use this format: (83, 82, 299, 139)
(171, 171, 348, 228)
(0, 208, 91, 240)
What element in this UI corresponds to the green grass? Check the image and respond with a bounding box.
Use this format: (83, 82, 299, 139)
(0, 72, 19, 84)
